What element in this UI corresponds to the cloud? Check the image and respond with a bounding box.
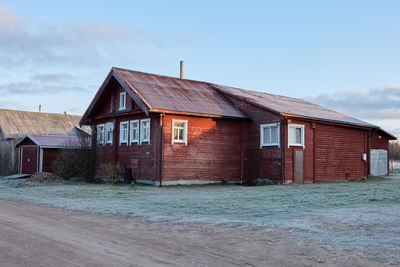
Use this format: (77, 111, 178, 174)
(0, 8, 22, 30)
(0, 72, 89, 95)
(31, 73, 75, 83)
(0, 100, 32, 110)
(306, 84, 400, 134)
(0, 8, 167, 70)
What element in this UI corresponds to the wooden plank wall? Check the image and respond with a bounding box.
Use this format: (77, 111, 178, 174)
(93, 81, 158, 181)
(222, 96, 282, 183)
(161, 115, 244, 182)
(0, 138, 19, 175)
(42, 148, 60, 173)
(284, 119, 314, 183)
(314, 123, 367, 181)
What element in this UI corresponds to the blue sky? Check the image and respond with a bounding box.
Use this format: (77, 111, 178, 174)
(0, 0, 399, 134)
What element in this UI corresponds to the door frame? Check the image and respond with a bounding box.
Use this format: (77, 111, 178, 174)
(20, 145, 39, 174)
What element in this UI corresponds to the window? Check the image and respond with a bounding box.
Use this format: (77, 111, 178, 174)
(288, 124, 305, 148)
(260, 123, 280, 148)
(97, 124, 104, 145)
(172, 119, 188, 146)
(105, 122, 114, 144)
(119, 92, 126, 111)
(119, 121, 129, 145)
(140, 118, 150, 144)
(130, 120, 139, 144)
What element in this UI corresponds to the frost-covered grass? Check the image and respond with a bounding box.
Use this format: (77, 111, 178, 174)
(0, 175, 399, 253)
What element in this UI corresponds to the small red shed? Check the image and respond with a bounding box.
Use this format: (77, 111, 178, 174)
(16, 135, 83, 174)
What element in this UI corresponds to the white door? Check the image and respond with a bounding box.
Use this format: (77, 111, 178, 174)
(370, 149, 388, 176)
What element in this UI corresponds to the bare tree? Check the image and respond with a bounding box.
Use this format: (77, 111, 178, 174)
(389, 141, 400, 172)
(52, 136, 95, 182)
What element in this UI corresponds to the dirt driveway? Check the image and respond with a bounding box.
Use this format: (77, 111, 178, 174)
(0, 199, 389, 267)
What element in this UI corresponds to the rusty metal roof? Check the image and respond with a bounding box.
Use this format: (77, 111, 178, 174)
(211, 84, 377, 128)
(83, 67, 387, 131)
(16, 134, 87, 148)
(114, 68, 247, 119)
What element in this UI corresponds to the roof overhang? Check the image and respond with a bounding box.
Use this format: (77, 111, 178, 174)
(149, 108, 249, 119)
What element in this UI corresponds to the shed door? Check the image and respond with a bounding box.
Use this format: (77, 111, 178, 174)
(21, 146, 38, 174)
(370, 149, 388, 176)
(293, 149, 304, 184)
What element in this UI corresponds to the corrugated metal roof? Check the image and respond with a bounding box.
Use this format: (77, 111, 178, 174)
(18, 134, 85, 148)
(211, 84, 376, 128)
(0, 109, 91, 138)
(114, 68, 376, 128)
(114, 68, 247, 119)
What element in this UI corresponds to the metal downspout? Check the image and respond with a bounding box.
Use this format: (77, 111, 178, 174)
(282, 116, 287, 184)
(367, 128, 378, 176)
(159, 113, 165, 187)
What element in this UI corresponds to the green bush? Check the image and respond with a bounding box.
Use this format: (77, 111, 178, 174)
(101, 163, 120, 184)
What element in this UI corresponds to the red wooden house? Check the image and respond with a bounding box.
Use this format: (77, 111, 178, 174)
(80, 67, 396, 185)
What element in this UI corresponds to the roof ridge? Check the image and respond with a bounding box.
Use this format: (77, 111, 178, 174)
(0, 108, 81, 117)
(113, 67, 217, 87)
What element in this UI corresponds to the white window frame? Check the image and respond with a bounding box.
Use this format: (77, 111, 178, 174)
(130, 119, 139, 144)
(171, 119, 188, 146)
(105, 122, 114, 145)
(119, 91, 126, 111)
(119, 121, 129, 145)
(140, 118, 151, 145)
(288, 124, 305, 148)
(97, 124, 105, 145)
(260, 123, 280, 148)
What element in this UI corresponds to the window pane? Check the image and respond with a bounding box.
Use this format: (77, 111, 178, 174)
(173, 128, 179, 140)
(178, 128, 183, 140)
(289, 127, 296, 144)
(271, 126, 278, 143)
(296, 128, 302, 144)
(174, 121, 184, 128)
(263, 127, 270, 144)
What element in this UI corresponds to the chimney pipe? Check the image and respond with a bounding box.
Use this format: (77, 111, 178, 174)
(180, 61, 184, 79)
(39, 104, 41, 113)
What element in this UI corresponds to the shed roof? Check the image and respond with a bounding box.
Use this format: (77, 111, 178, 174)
(16, 134, 87, 148)
(0, 109, 91, 138)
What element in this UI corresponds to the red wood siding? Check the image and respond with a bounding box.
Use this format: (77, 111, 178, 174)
(370, 133, 389, 150)
(95, 82, 140, 117)
(94, 113, 159, 181)
(314, 123, 367, 181)
(224, 96, 282, 183)
(18, 139, 36, 146)
(161, 115, 245, 182)
(284, 119, 314, 183)
(42, 148, 61, 173)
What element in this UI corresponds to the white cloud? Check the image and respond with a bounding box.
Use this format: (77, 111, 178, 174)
(306, 85, 400, 134)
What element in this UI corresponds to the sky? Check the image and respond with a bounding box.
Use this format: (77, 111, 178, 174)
(0, 0, 399, 134)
